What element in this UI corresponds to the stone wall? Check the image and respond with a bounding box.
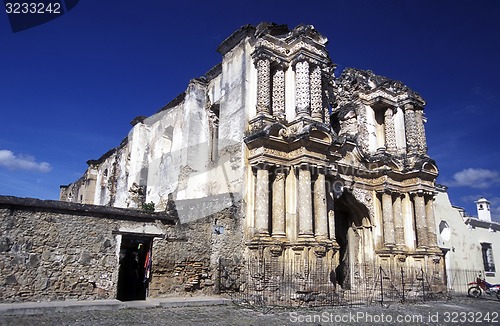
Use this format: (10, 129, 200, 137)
(0, 194, 245, 303)
(149, 194, 245, 297)
(0, 196, 176, 303)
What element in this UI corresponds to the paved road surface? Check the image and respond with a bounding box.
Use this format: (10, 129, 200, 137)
(0, 297, 498, 325)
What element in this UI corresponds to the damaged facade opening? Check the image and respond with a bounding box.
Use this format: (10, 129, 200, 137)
(2, 22, 451, 304)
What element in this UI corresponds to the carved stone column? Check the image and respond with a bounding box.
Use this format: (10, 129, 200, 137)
(393, 194, 405, 248)
(356, 101, 370, 154)
(298, 166, 314, 239)
(414, 108, 428, 155)
(254, 167, 270, 237)
(425, 195, 438, 248)
(382, 192, 395, 248)
(404, 104, 418, 154)
(413, 192, 428, 248)
(272, 66, 286, 121)
(295, 61, 310, 117)
(272, 168, 286, 238)
(314, 171, 328, 240)
(384, 108, 397, 153)
(310, 65, 322, 121)
(256, 58, 271, 115)
(327, 189, 337, 243)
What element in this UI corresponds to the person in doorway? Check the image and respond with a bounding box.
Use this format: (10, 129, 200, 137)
(117, 249, 139, 301)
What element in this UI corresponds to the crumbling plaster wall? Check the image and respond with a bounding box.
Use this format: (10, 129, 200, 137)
(66, 48, 249, 213)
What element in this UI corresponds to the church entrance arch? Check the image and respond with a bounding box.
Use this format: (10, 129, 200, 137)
(333, 191, 373, 289)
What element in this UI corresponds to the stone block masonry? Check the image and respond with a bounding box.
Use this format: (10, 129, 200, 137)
(0, 194, 245, 303)
(0, 196, 176, 303)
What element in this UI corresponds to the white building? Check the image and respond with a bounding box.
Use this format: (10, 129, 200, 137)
(435, 188, 499, 285)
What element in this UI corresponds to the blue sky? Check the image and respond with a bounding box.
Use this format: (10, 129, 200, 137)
(1, 0, 499, 221)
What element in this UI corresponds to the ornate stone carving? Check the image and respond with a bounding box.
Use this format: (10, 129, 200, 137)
(289, 41, 328, 57)
(295, 61, 310, 117)
(351, 187, 374, 224)
(272, 68, 285, 120)
(310, 65, 323, 121)
(254, 39, 287, 55)
(338, 106, 358, 136)
(256, 59, 271, 114)
(384, 108, 397, 153)
(334, 68, 425, 105)
(355, 102, 370, 154)
(404, 105, 418, 154)
(414, 109, 427, 155)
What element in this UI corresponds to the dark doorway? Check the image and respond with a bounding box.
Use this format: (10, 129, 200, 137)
(333, 191, 370, 289)
(334, 206, 351, 289)
(117, 235, 152, 301)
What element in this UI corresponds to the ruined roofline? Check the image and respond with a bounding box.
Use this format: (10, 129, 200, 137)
(157, 91, 187, 113)
(217, 24, 256, 55)
(203, 63, 222, 81)
(0, 195, 177, 224)
(337, 67, 426, 106)
(80, 54, 223, 169)
(156, 63, 222, 115)
(86, 145, 118, 167)
(216, 22, 328, 56)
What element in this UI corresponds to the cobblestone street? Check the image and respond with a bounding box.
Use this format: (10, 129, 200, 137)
(0, 297, 499, 326)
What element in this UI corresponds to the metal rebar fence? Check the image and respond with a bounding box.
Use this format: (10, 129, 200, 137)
(218, 257, 483, 307)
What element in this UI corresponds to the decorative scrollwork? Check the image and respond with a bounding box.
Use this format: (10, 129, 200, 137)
(272, 68, 285, 119)
(310, 65, 322, 121)
(256, 59, 271, 114)
(295, 61, 310, 116)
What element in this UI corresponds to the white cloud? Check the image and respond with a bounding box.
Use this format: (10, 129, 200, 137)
(0, 150, 51, 173)
(448, 168, 500, 189)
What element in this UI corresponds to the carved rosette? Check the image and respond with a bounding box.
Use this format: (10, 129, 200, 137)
(256, 58, 271, 114)
(295, 61, 310, 117)
(384, 108, 397, 153)
(310, 65, 322, 121)
(272, 67, 285, 120)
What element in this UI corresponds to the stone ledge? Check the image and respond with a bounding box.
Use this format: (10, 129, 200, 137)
(0, 195, 176, 224)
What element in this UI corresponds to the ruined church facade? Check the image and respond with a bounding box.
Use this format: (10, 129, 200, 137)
(61, 23, 444, 290)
